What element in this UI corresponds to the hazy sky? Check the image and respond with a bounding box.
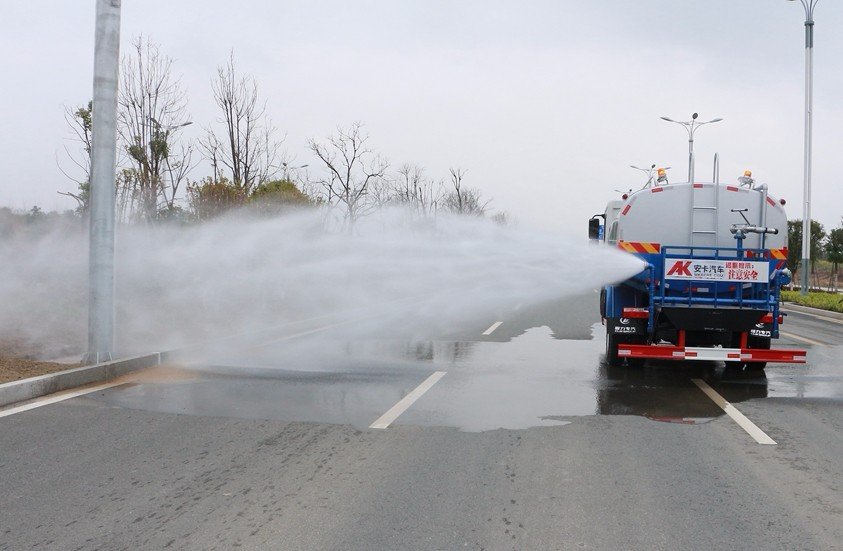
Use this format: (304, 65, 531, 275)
(1, 0, 841, 234)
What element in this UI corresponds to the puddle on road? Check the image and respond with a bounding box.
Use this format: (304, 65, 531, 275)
(81, 322, 834, 432)
(760, 345, 843, 400)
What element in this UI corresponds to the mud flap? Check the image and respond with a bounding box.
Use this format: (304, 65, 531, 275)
(606, 317, 647, 338)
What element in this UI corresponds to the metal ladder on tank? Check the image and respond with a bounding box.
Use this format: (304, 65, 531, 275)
(689, 153, 721, 247)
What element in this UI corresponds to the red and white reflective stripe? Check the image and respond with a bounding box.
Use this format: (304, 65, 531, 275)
(622, 307, 650, 318)
(617, 344, 807, 363)
(726, 185, 739, 192)
(621, 204, 631, 215)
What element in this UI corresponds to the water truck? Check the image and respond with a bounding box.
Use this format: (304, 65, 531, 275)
(589, 159, 806, 371)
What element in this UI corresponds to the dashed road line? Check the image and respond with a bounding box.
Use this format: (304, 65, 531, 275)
(0, 381, 126, 419)
(779, 330, 826, 347)
(370, 371, 446, 429)
(692, 379, 776, 445)
(482, 321, 503, 336)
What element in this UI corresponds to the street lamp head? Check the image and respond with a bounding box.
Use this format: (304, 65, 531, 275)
(709, 118, 723, 123)
(150, 117, 192, 130)
(692, 112, 698, 120)
(660, 116, 675, 122)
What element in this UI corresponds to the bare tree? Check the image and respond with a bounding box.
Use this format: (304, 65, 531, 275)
(57, 101, 94, 212)
(444, 167, 489, 216)
(307, 123, 388, 225)
(198, 128, 223, 182)
(391, 164, 444, 217)
(490, 211, 512, 226)
(206, 52, 282, 194)
(118, 36, 194, 222)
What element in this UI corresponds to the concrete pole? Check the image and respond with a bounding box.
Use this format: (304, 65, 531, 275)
(85, 0, 121, 364)
(800, 15, 814, 295)
(688, 135, 694, 185)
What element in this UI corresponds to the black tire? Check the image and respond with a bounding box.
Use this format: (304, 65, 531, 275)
(599, 288, 607, 319)
(728, 333, 768, 371)
(605, 329, 623, 367)
(626, 357, 646, 369)
(743, 336, 770, 371)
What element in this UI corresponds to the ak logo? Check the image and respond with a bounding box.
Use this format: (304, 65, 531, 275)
(667, 261, 693, 277)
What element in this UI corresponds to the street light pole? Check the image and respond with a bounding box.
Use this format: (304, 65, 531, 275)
(790, 0, 818, 295)
(85, 0, 121, 365)
(660, 113, 723, 185)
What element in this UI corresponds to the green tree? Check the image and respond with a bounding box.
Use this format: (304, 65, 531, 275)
(187, 176, 245, 221)
(787, 219, 826, 275)
(248, 179, 312, 216)
(826, 225, 843, 279)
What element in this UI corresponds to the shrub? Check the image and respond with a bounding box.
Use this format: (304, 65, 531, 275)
(781, 290, 843, 313)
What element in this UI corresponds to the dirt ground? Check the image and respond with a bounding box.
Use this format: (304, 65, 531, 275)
(0, 340, 80, 384)
(0, 356, 80, 384)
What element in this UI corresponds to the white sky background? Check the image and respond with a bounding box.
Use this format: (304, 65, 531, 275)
(1, 0, 841, 235)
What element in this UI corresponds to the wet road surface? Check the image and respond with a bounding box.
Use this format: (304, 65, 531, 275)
(1, 294, 842, 550)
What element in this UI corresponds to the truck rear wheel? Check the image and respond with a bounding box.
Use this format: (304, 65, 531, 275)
(743, 336, 770, 371)
(605, 330, 623, 367)
(605, 330, 645, 368)
(626, 355, 646, 369)
(728, 333, 768, 371)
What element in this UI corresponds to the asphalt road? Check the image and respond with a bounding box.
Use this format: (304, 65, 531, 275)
(1, 294, 841, 550)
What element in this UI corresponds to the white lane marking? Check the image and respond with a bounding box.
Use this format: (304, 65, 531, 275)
(0, 381, 126, 419)
(248, 320, 363, 350)
(692, 379, 777, 445)
(370, 371, 446, 429)
(779, 330, 826, 347)
(482, 321, 503, 336)
(782, 307, 843, 326)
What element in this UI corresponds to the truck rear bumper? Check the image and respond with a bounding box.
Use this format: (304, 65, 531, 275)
(617, 344, 807, 363)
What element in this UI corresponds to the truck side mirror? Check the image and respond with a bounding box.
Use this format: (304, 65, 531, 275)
(588, 217, 601, 240)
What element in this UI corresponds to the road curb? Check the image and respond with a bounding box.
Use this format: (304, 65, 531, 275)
(0, 353, 161, 409)
(0, 310, 379, 411)
(782, 302, 843, 321)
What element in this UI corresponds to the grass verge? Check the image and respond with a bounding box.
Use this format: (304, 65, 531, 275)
(781, 290, 843, 313)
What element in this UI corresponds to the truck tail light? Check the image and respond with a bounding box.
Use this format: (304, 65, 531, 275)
(760, 313, 783, 324)
(622, 307, 650, 319)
